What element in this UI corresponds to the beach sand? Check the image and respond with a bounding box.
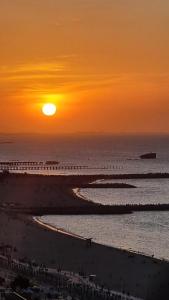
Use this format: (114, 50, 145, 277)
(0, 173, 169, 299)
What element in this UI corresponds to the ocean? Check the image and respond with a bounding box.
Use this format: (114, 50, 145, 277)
(1, 134, 169, 260)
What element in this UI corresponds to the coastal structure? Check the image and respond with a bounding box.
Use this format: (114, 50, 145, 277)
(0, 173, 169, 299)
(140, 153, 157, 159)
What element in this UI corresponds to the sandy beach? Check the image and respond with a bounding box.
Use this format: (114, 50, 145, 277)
(0, 173, 169, 299)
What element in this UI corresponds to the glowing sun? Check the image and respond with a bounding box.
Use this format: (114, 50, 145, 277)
(42, 103, 57, 116)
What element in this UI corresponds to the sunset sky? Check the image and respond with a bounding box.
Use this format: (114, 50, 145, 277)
(0, 0, 169, 134)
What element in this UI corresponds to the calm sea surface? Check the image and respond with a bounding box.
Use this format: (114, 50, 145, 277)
(79, 179, 169, 205)
(40, 212, 169, 260)
(1, 134, 169, 174)
(1, 134, 169, 259)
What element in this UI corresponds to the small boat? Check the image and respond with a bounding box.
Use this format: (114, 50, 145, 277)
(140, 152, 157, 159)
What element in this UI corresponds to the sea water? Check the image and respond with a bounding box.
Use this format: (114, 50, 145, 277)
(0, 134, 169, 174)
(40, 212, 169, 260)
(78, 178, 169, 205)
(1, 134, 169, 259)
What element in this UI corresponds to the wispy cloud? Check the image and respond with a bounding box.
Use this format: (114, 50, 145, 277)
(0, 62, 65, 77)
(0, 60, 169, 104)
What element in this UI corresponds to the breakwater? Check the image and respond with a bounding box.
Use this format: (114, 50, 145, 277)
(1, 173, 169, 299)
(1, 173, 169, 215)
(79, 183, 136, 189)
(5, 203, 169, 216)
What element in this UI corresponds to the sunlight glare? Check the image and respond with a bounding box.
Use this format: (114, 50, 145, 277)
(42, 103, 57, 116)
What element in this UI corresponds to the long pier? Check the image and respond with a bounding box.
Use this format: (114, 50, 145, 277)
(0, 161, 122, 171)
(0, 161, 90, 170)
(0, 161, 44, 166)
(0, 165, 90, 171)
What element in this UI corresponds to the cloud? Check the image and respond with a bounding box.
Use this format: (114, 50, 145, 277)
(0, 60, 169, 105)
(0, 62, 65, 77)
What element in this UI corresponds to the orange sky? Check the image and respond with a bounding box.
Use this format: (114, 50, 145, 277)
(0, 0, 169, 134)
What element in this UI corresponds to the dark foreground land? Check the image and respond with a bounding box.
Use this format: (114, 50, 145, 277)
(0, 172, 169, 299)
(1, 172, 169, 215)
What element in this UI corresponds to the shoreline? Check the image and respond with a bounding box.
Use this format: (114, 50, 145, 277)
(33, 216, 86, 241)
(1, 172, 169, 298)
(1, 211, 169, 299)
(34, 214, 169, 263)
(73, 187, 88, 202)
(1, 174, 169, 215)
